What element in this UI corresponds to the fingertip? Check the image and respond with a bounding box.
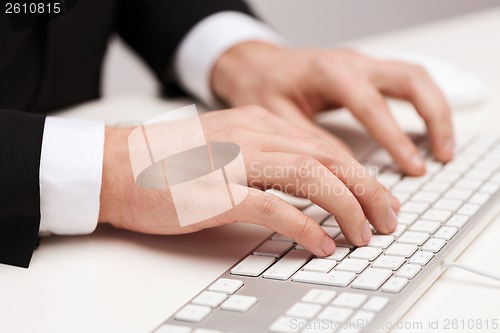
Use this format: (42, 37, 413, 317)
(434, 136, 455, 163)
(403, 153, 426, 176)
(361, 223, 372, 244)
(321, 236, 336, 256)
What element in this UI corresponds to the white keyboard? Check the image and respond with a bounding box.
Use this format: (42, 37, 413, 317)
(154, 133, 500, 333)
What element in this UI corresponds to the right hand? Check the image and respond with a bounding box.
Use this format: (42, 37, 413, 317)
(98, 105, 399, 257)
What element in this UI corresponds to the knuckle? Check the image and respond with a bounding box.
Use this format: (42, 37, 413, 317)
(294, 155, 320, 180)
(294, 215, 313, 239)
(256, 193, 280, 216)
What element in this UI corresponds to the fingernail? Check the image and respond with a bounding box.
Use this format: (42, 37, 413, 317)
(322, 236, 336, 255)
(410, 154, 425, 170)
(361, 223, 372, 243)
(386, 208, 398, 231)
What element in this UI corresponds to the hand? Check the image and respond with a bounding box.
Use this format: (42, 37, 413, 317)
(212, 42, 455, 175)
(99, 106, 399, 256)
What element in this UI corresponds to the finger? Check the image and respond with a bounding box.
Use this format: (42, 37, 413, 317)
(249, 133, 397, 234)
(334, 78, 426, 176)
(372, 61, 455, 162)
(261, 97, 354, 155)
(247, 152, 371, 246)
(230, 188, 336, 256)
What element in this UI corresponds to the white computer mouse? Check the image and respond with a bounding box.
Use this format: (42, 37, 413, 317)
(373, 52, 487, 108)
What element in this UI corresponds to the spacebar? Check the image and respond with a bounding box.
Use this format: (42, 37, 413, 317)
(292, 270, 356, 287)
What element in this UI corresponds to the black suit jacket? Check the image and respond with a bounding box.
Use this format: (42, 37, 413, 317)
(0, 0, 253, 267)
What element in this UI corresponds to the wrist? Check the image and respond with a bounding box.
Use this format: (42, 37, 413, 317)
(211, 41, 284, 105)
(98, 126, 133, 224)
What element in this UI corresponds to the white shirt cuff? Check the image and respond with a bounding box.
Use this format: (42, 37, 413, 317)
(39, 117, 105, 235)
(174, 11, 286, 108)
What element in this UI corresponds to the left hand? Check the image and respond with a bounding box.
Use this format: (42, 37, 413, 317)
(211, 42, 454, 176)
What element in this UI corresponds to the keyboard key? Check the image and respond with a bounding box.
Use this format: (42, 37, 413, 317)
(301, 289, 337, 305)
(351, 268, 392, 291)
(174, 304, 211, 323)
(434, 226, 458, 240)
(412, 191, 440, 204)
(293, 270, 356, 287)
(191, 291, 227, 308)
(410, 220, 441, 234)
(286, 302, 322, 319)
(392, 179, 422, 193)
(322, 226, 342, 239)
(435, 170, 461, 183)
(349, 247, 382, 260)
(231, 255, 275, 277)
(445, 188, 472, 201)
(392, 190, 410, 204)
(372, 255, 405, 270)
(193, 329, 220, 333)
(400, 201, 429, 214)
(389, 224, 407, 237)
(454, 178, 483, 191)
(155, 325, 192, 333)
(368, 235, 395, 248)
(397, 212, 418, 225)
(332, 292, 368, 309)
(421, 209, 452, 222)
(208, 278, 243, 294)
(272, 234, 295, 242)
(386, 243, 418, 257)
(263, 250, 312, 280)
(422, 181, 450, 194)
(457, 203, 480, 217)
(336, 259, 370, 273)
(333, 234, 355, 248)
(322, 215, 339, 227)
(421, 238, 446, 252)
(468, 193, 490, 205)
(425, 160, 442, 175)
(479, 183, 499, 195)
(466, 167, 493, 181)
(269, 316, 305, 333)
(382, 277, 408, 293)
(254, 240, 293, 257)
(345, 310, 376, 330)
(433, 198, 463, 211)
(396, 264, 421, 279)
(398, 231, 429, 245)
(322, 247, 350, 261)
(303, 205, 330, 223)
(362, 296, 389, 312)
(303, 258, 336, 273)
(220, 295, 257, 312)
(377, 172, 401, 189)
(409, 251, 434, 265)
(446, 215, 469, 228)
(317, 306, 353, 322)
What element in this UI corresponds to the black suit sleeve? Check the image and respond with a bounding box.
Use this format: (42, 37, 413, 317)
(116, 0, 254, 95)
(0, 109, 45, 268)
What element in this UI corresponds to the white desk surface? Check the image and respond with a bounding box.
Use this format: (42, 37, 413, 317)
(1, 8, 499, 333)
